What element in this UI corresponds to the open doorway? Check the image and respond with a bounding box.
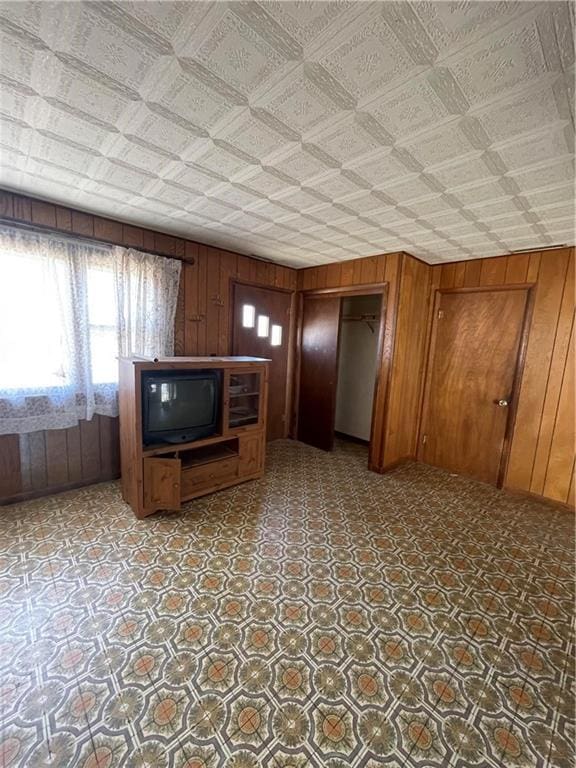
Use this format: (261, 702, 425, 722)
(297, 286, 386, 468)
(335, 294, 382, 444)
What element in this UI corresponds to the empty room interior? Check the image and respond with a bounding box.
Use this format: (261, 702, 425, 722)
(0, 1, 575, 767)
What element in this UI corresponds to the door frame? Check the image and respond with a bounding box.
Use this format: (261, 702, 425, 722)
(230, 279, 297, 439)
(417, 283, 536, 487)
(294, 282, 388, 469)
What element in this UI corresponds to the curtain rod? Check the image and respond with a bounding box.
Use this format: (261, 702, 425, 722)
(0, 217, 187, 262)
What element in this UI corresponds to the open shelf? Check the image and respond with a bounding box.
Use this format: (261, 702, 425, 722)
(179, 439, 239, 469)
(142, 432, 227, 458)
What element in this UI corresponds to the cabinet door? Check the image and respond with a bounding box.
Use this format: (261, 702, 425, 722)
(143, 458, 181, 511)
(239, 434, 263, 476)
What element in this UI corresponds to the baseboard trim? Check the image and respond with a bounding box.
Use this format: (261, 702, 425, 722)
(503, 484, 575, 512)
(335, 431, 370, 446)
(0, 474, 121, 507)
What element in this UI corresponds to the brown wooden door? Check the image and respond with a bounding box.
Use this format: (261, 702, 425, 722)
(232, 283, 291, 441)
(420, 288, 528, 484)
(298, 295, 341, 451)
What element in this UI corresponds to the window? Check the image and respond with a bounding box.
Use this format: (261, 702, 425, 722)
(242, 304, 255, 328)
(270, 324, 282, 347)
(257, 315, 270, 338)
(0, 227, 181, 435)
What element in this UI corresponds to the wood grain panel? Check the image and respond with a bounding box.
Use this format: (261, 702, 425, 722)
(433, 247, 575, 507)
(383, 255, 433, 467)
(296, 251, 405, 472)
(0, 189, 296, 504)
(0, 435, 21, 497)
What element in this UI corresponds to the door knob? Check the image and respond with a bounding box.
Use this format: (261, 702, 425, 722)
(495, 399, 509, 407)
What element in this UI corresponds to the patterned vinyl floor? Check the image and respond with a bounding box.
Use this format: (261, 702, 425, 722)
(0, 439, 574, 768)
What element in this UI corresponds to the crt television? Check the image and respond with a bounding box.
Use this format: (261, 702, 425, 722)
(141, 369, 221, 445)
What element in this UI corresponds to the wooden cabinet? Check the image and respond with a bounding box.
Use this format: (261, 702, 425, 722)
(143, 457, 181, 511)
(120, 357, 269, 518)
(239, 434, 262, 475)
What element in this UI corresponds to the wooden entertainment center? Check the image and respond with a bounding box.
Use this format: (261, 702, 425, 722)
(119, 357, 270, 518)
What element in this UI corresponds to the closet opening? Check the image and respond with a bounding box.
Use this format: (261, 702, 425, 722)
(297, 285, 387, 470)
(335, 294, 382, 446)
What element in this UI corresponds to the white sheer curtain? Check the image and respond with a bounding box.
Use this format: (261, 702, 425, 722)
(0, 226, 181, 435)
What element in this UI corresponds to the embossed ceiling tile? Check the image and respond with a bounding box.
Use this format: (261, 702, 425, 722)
(494, 125, 573, 170)
(471, 76, 566, 143)
(0, 117, 31, 152)
(318, 4, 417, 99)
(421, 209, 473, 229)
(34, 56, 136, 125)
(258, 0, 353, 47)
(192, 143, 258, 180)
(271, 186, 328, 212)
(0, 79, 35, 122)
(143, 59, 235, 132)
(413, 1, 526, 56)
(397, 118, 477, 168)
(213, 110, 296, 161)
(446, 13, 549, 107)
(336, 191, 390, 217)
(165, 163, 223, 194)
(192, 5, 291, 96)
(32, 103, 115, 151)
(206, 183, 266, 210)
(121, 105, 196, 157)
(520, 182, 574, 209)
(532, 203, 575, 223)
(0, 26, 36, 84)
(507, 157, 575, 192)
(191, 197, 242, 222)
(117, 1, 194, 42)
(46, 3, 164, 91)
(347, 149, 415, 188)
(93, 159, 159, 196)
(310, 115, 384, 165)
(237, 168, 297, 198)
(257, 65, 342, 134)
(362, 73, 451, 141)
(485, 214, 537, 234)
(269, 144, 335, 184)
(381, 175, 439, 205)
(145, 181, 203, 212)
(30, 132, 102, 175)
(303, 171, 363, 201)
(430, 154, 495, 190)
(105, 138, 177, 176)
(464, 196, 523, 219)
(452, 178, 513, 207)
(306, 205, 357, 226)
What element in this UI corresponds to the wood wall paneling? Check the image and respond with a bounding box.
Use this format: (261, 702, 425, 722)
(0, 188, 573, 508)
(432, 248, 575, 506)
(383, 255, 433, 467)
(0, 189, 296, 504)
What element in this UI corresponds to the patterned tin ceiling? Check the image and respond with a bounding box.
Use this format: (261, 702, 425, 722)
(0, 1, 574, 267)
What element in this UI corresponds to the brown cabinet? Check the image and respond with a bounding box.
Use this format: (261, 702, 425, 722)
(120, 357, 269, 518)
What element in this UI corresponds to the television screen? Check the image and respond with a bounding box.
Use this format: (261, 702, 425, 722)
(142, 371, 220, 444)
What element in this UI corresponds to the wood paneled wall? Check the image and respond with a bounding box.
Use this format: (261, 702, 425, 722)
(383, 255, 434, 467)
(432, 248, 575, 507)
(297, 252, 435, 472)
(0, 188, 572, 509)
(0, 189, 296, 504)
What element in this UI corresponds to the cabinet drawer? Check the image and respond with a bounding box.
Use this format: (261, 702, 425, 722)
(181, 457, 239, 497)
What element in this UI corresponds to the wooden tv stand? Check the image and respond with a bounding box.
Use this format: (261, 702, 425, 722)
(119, 357, 270, 518)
